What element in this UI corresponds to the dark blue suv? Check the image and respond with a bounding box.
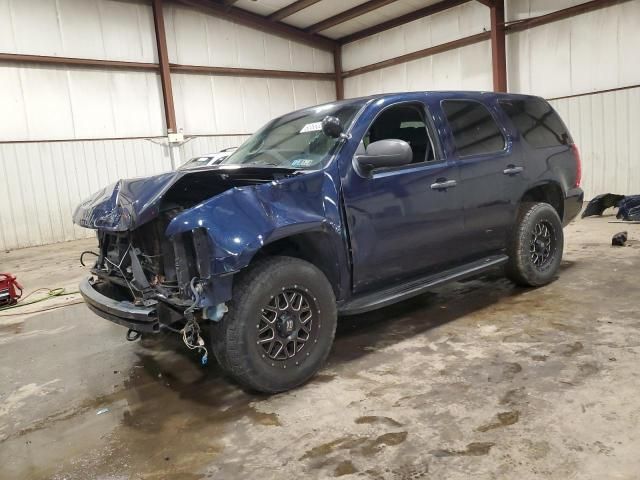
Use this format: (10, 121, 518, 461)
(74, 91, 584, 392)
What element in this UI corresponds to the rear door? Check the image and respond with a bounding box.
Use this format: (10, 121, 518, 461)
(498, 97, 575, 203)
(439, 98, 515, 258)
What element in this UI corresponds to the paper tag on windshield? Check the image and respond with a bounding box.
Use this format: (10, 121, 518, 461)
(300, 122, 322, 133)
(291, 159, 315, 168)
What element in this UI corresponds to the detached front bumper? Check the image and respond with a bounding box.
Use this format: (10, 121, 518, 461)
(79, 277, 160, 333)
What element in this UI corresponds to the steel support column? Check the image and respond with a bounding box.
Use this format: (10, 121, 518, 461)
(152, 0, 177, 133)
(489, 0, 507, 92)
(334, 46, 344, 100)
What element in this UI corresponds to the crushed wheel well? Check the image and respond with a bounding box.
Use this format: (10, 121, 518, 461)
(521, 183, 564, 221)
(250, 232, 341, 299)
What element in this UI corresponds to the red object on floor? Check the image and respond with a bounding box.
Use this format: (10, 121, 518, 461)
(0, 273, 22, 306)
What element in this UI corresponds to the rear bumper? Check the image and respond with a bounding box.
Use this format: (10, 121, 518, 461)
(563, 187, 584, 226)
(79, 277, 160, 333)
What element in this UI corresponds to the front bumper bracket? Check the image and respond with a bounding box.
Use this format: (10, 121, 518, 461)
(79, 276, 160, 333)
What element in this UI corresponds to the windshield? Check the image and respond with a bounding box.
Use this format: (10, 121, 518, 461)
(221, 102, 364, 170)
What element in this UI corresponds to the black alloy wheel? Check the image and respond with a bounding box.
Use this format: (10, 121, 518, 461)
(506, 202, 564, 287)
(210, 256, 337, 393)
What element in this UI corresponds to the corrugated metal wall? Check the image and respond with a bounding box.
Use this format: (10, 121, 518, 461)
(0, 64, 166, 141)
(172, 74, 335, 135)
(0, 134, 253, 251)
(0, 0, 163, 142)
(506, 1, 640, 98)
(343, 2, 492, 97)
(166, 1, 336, 134)
(550, 87, 640, 199)
(2, 0, 639, 250)
(0, 0, 335, 251)
(0, 138, 171, 250)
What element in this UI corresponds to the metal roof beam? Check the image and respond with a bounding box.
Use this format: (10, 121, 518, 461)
(338, 0, 472, 44)
(306, 0, 400, 34)
(177, 0, 337, 51)
(269, 0, 324, 21)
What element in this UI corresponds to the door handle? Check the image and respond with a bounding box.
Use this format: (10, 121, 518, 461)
(430, 179, 457, 190)
(503, 165, 524, 175)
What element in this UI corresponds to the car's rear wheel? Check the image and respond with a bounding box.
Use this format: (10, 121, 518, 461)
(506, 202, 564, 287)
(210, 256, 337, 393)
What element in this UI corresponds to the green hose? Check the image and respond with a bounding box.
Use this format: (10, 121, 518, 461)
(0, 287, 80, 311)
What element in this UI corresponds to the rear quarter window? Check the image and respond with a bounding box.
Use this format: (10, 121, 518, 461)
(442, 100, 506, 157)
(499, 98, 572, 148)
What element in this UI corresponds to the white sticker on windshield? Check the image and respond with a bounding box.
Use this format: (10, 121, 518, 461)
(300, 122, 322, 133)
(291, 159, 315, 168)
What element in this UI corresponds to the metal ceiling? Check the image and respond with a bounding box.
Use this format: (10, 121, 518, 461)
(202, 0, 458, 42)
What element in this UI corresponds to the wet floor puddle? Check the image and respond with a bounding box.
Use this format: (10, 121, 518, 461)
(430, 442, 495, 458)
(476, 411, 520, 432)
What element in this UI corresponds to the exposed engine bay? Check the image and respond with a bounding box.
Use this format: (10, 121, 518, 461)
(80, 166, 298, 362)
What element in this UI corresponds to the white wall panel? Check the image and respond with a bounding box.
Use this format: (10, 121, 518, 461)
(164, 3, 334, 73)
(209, 76, 247, 134)
(507, 1, 640, 98)
(172, 73, 336, 134)
(344, 41, 492, 98)
(0, 135, 259, 250)
(0, 63, 165, 141)
(0, 0, 157, 62)
(342, 2, 490, 71)
(506, 0, 587, 20)
(0, 138, 173, 250)
(19, 66, 76, 140)
(550, 87, 640, 200)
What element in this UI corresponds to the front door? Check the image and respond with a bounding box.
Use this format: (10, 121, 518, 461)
(342, 101, 465, 294)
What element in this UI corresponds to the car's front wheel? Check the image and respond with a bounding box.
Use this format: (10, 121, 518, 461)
(210, 256, 337, 393)
(506, 202, 564, 287)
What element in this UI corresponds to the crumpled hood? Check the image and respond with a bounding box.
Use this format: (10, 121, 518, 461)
(72, 166, 294, 232)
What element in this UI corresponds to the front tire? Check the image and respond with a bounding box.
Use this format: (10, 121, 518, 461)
(506, 202, 564, 287)
(210, 256, 337, 393)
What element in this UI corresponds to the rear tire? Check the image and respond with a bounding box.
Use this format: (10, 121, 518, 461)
(506, 202, 564, 287)
(210, 256, 337, 393)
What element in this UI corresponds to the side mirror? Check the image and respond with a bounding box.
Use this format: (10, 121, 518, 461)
(322, 116, 343, 138)
(356, 139, 412, 173)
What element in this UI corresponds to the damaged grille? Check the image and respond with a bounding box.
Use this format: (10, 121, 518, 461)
(94, 213, 212, 306)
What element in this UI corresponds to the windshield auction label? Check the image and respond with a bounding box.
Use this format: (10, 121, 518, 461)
(299, 122, 323, 133)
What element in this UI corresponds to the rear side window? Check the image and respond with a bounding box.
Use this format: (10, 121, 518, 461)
(442, 100, 505, 157)
(499, 98, 571, 148)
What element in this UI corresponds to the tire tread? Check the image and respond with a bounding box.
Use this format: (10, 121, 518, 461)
(211, 256, 336, 393)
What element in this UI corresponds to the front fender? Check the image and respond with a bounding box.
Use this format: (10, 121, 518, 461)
(165, 170, 344, 278)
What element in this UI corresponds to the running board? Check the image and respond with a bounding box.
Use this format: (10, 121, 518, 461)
(339, 254, 508, 315)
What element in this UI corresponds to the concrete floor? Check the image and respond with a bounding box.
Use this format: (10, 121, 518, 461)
(0, 216, 639, 480)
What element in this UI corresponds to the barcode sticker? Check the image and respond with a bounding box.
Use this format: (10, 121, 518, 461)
(300, 122, 322, 133)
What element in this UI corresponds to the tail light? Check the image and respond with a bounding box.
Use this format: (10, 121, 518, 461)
(570, 144, 582, 187)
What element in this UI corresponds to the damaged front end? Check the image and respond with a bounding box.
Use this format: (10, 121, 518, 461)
(75, 166, 297, 357)
(82, 213, 217, 332)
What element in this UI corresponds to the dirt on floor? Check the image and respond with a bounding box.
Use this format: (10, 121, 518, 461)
(0, 215, 638, 480)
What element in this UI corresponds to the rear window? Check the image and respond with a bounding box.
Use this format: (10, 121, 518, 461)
(499, 98, 571, 148)
(442, 100, 505, 157)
